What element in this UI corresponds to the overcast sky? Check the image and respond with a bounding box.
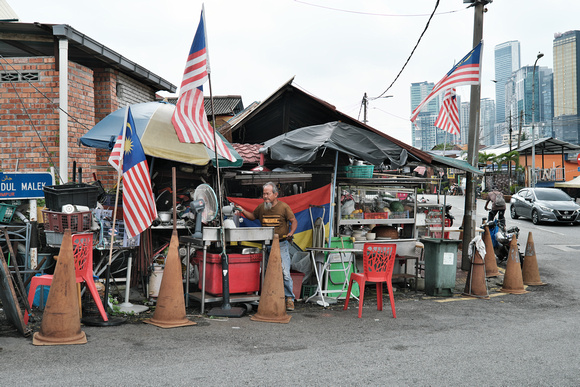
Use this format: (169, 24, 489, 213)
(9, 0, 579, 144)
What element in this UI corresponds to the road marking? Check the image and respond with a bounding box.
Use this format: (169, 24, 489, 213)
(535, 227, 566, 236)
(546, 245, 580, 252)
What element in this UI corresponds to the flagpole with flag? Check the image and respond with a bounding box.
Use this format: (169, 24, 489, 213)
(410, 42, 482, 124)
(87, 105, 157, 325)
(171, 5, 235, 163)
(82, 106, 129, 326)
(201, 6, 244, 318)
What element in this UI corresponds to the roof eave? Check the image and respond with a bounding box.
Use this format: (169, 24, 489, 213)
(52, 24, 176, 93)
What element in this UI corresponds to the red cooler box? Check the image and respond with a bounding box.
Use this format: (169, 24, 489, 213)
(194, 251, 262, 296)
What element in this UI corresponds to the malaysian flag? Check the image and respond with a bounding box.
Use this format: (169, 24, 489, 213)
(410, 42, 482, 123)
(434, 88, 460, 135)
(171, 8, 235, 162)
(108, 107, 157, 238)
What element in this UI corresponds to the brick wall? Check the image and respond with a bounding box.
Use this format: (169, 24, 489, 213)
(0, 57, 61, 174)
(92, 69, 157, 189)
(0, 57, 159, 190)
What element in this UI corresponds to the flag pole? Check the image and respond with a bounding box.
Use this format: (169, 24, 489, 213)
(83, 106, 128, 326)
(204, 8, 244, 318)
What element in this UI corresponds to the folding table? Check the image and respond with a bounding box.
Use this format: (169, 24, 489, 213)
(305, 247, 362, 307)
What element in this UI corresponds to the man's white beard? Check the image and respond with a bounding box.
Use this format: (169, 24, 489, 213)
(264, 202, 273, 210)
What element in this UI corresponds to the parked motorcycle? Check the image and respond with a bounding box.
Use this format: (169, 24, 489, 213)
(484, 219, 523, 264)
(446, 184, 463, 196)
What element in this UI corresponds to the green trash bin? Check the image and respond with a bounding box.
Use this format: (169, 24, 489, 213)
(420, 238, 461, 297)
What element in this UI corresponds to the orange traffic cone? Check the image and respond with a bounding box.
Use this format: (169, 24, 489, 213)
(462, 245, 489, 299)
(251, 235, 291, 324)
(500, 236, 528, 294)
(144, 231, 196, 328)
(522, 232, 546, 286)
(483, 226, 500, 277)
(33, 230, 87, 345)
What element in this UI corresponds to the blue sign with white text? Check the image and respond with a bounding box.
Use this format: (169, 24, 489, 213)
(0, 172, 54, 199)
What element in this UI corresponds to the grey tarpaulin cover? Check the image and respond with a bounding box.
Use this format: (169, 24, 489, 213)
(261, 121, 408, 168)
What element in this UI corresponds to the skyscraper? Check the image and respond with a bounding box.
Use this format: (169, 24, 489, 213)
(506, 65, 553, 141)
(553, 30, 580, 144)
(410, 81, 439, 150)
(480, 98, 496, 146)
(494, 41, 521, 124)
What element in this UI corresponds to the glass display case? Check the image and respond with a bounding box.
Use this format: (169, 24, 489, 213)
(337, 185, 417, 232)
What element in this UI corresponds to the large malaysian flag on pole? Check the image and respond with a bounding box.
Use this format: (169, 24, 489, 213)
(171, 6, 235, 162)
(410, 42, 482, 124)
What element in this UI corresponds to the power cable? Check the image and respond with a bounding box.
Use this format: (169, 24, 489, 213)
(0, 55, 98, 184)
(0, 59, 64, 183)
(373, 0, 441, 100)
(294, 0, 465, 17)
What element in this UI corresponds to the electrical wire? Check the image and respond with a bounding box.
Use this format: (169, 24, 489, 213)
(0, 59, 64, 183)
(0, 55, 97, 183)
(374, 0, 441, 100)
(294, 0, 465, 17)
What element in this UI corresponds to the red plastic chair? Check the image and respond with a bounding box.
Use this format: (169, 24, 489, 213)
(25, 233, 108, 324)
(343, 243, 397, 318)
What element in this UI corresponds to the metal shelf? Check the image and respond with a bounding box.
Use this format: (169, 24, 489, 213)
(339, 218, 415, 226)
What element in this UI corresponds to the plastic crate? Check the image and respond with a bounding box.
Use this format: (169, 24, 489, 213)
(302, 284, 318, 299)
(95, 212, 140, 248)
(44, 230, 65, 247)
(339, 165, 374, 178)
(0, 203, 18, 223)
(365, 212, 389, 219)
(42, 209, 92, 232)
(389, 210, 410, 219)
(193, 251, 261, 296)
(43, 183, 100, 211)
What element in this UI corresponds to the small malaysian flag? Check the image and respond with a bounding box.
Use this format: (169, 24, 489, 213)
(108, 107, 157, 238)
(411, 42, 482, 123)
(434, 88, 460, 135)
(171, 7, 235, 162)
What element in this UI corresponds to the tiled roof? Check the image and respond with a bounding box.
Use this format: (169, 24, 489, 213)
(232, 143, 262, 164)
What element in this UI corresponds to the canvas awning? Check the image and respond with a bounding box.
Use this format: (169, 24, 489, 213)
(80, 102, 243, 167)
(554, 175, 580, 188)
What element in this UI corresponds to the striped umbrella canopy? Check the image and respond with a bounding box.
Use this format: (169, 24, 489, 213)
(80, 101, 242, 167)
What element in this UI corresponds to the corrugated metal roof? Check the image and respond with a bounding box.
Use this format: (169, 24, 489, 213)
(0, 21, 176, 92)
(0, 0, 18, 21)
(165, 95, 244, 116)
(203, 95, 243, 116)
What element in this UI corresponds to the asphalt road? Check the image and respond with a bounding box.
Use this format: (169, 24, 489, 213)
(1, 194, 579, 385)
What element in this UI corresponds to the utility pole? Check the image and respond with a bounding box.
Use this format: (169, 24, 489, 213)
(518, 109, 523, 148)
(462, 0, 489, 271)
(363, 93, 368, 124)
(508, 111, 512, 190)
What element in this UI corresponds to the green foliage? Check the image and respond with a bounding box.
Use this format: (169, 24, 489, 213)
(433, 142, 455, 150)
